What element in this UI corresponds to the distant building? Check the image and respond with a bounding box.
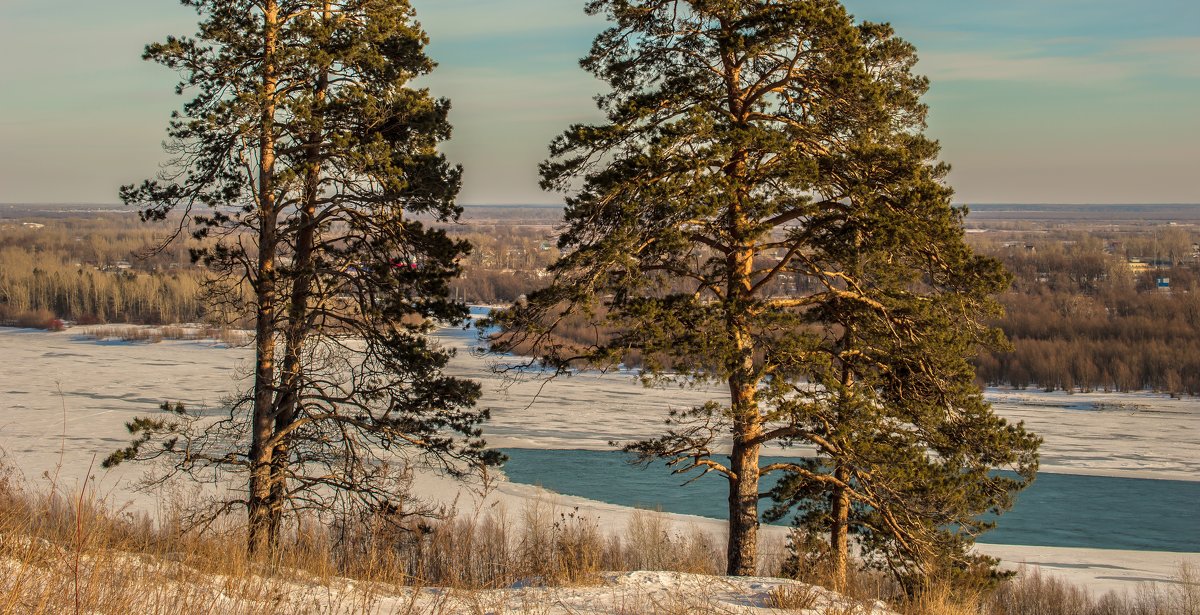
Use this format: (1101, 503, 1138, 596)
(102, 261, 134, 273)
(1127, 257, 1173, 273)
(21, 222, 45, 230)
(1128, 258, 1150, 274)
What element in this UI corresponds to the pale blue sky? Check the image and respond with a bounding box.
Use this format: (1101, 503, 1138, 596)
(0, 1, 1196, 205)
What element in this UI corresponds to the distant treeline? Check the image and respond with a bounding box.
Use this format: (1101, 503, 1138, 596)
(8, 213, 1200, 396)
(0, 217, 210, 326)
(978, 292, 1200, 395)
(973, 242, 1200, 396)
(447, 225, 560, 304)
(495, 233, 1200, 397)
(0, 214, 567, 326)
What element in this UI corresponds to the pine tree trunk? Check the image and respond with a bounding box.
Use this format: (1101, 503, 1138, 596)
(829, 465, 851, 591)
(726, 238, 761, 577)
(727, 412, 761, 576)
(247, 0, 280, 558)
(829, 240, 861, 586)
(268, 1, 330, 542)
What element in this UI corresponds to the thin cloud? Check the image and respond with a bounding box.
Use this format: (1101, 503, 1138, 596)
(919, 51, 1131, 84)
(1114, 37, 1200, 78)
(919, 36, 1200, 84)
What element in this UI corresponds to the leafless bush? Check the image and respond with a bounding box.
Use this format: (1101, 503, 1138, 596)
(911, 565, 1200, 615)
(765, 583, 822, 610)
(613, 509, 725, 575)
(987, 567, 1092, 615)
(11, 308, 59, 329)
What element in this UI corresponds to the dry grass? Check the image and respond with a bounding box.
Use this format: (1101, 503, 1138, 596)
(331, 504, 727, 590)
(871, 565, 1200, 615)
(765, 584, 823, 610)
(0, 461, 737, 614)
(1, 457, 1195, 615)
(984, 565, 1200, 615)
(765, 526, 1199, 615)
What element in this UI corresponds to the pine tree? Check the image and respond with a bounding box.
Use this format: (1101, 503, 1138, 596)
(108, 0, 500, 555)
(493, 0, 1039, 581)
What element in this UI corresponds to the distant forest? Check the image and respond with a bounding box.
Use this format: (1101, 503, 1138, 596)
(3, 206, 1200, 395)
(0, 214, 211, 327)
(974, 230, 1200, 396)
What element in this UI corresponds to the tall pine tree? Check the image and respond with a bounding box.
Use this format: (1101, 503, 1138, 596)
(109, 0, 500, 555)
(494, 0, 1039, 581)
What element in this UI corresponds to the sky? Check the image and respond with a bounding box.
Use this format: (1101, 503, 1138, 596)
(0, 0, 1196, 206)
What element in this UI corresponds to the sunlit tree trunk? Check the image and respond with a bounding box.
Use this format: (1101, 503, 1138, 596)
(829, 467, 851, 591)
(248, 0, 281, 558)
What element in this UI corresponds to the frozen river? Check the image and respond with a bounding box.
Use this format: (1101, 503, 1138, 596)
(1, 318, 1198, 592)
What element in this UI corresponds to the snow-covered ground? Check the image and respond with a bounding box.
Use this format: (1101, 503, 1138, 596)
(0, 545, 895, 615)
(363, 571, 895, 614)
(0, 325, 1197, 596)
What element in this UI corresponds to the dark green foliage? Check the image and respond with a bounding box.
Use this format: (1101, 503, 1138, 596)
(111, 0, 499, 547)
(494, 0, 1039, 582)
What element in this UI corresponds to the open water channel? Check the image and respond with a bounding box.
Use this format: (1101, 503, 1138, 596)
(501, 448, 1200, 552)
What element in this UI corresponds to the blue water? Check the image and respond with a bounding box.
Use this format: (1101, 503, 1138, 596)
(500, 448, 1200, 552)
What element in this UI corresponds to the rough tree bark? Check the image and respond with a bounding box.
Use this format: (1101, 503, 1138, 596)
(248, 0, 281, 557)
(830, 466, 851, 591)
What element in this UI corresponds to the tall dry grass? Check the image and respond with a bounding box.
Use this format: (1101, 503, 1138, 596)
(879, 565, 1200, 615)
(326, 503, 728, 590)
(1, 455, 1195, 615)
(983, 565, 1200, 615)
(0, 459, 740, 614)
